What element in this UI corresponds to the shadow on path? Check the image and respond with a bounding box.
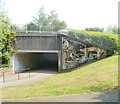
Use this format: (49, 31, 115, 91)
(92, 89, 118, 103)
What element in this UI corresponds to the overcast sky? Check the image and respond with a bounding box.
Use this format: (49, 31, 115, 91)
(4, 0, 119, 30)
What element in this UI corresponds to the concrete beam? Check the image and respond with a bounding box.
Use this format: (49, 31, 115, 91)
(15, 50, 59, 53)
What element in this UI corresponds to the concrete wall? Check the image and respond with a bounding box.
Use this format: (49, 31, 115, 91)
(62, 37, 107, 70)
(13, 53, 58, 72)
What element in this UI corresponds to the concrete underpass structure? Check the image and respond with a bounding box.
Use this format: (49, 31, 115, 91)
(12, 32, 110, 72)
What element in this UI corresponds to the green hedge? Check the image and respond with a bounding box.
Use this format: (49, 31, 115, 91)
(68, 30, 119, 55)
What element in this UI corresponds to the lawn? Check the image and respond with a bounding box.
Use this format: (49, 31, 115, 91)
(2, 55, 118, 99)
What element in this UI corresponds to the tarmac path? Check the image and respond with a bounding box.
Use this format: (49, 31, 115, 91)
(0, 69, 56, 87)
(4, 90, 118, 102)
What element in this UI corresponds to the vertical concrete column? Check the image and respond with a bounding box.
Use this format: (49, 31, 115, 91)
(12, 55, 15, 72)
(61, 37, 65, 70)
(12, 54, 19, 72)
(97, 48, 101, 59)
(58, 51, 62, 72)
(84, 45, 88, 57)
(58, 35, 63, 72)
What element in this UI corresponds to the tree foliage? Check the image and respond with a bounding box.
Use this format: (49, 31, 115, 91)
(26, 6, 67, 31)
(0, 1, 16, 66)
(106, 25, 120, 34)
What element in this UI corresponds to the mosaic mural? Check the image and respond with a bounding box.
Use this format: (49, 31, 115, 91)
(62, 37, 107, 69)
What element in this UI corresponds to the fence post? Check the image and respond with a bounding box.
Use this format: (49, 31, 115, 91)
(28, 68, 30, 77)
(18, 71, 20, 80)
(3, 72, 5, 83)
(27, 68, 30, 77)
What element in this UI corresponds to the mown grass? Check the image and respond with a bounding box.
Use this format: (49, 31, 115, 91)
(2, 55, 118, 99)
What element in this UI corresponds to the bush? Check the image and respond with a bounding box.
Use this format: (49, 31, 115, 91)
(0, 64, 9, 68)
(0, 2, 16, 67)
(68, 30, 119, 56)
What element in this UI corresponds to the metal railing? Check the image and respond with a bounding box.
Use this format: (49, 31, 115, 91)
(0, 68, 31, 83)
(12, 24, 68, 33)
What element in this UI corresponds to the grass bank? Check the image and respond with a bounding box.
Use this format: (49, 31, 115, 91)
(2, 55, 118, 99)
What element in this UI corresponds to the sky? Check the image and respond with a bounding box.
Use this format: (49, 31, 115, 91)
(3, 0, 119, 30)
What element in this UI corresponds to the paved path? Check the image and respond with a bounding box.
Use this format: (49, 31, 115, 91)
(4, 90, 118, 102)
(0, 69, 56, 87)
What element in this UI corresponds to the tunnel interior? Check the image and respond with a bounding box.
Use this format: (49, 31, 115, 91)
(13, 53, 58, 72)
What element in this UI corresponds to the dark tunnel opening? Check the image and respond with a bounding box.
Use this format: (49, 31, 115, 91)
(13, 52, 58, 72)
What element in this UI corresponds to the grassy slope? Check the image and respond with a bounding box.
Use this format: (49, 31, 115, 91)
(2, 55, 118, 99)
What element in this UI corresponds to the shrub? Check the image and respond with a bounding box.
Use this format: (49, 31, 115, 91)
(0, 3, 16, 67)
(68, 30, 119, 56)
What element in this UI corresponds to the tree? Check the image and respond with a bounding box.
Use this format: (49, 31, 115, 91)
(48, 10, 58, 26)
(48, 10, 67, 31)
(0, 1, 16, 66)
(32, 6, 49, 31)
(85, 27, 104, 32)
(53, 20, 67, 31)
(106, 25, 113, 33)
(112, 25, 120, 34)
(26, 6, 67, 31)
(26, 22, 39, 31)
(106, 25, 120, 34)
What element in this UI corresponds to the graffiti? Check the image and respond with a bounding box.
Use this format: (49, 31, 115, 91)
(62, 37, 106, 69)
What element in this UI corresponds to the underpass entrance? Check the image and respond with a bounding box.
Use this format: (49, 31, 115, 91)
(13, 52, 58, 72)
